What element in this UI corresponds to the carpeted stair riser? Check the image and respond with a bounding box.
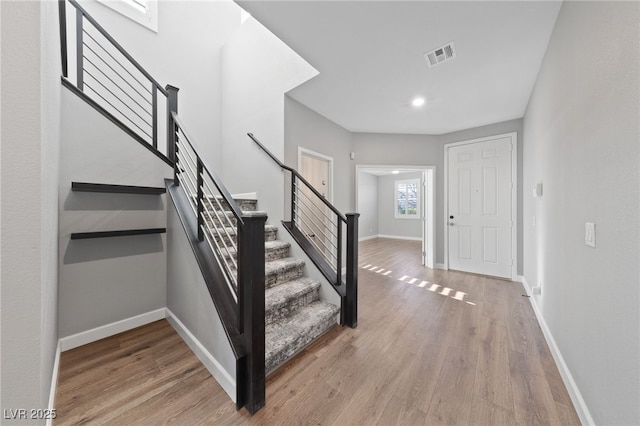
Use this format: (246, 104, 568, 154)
(214, 198, 257, 212)
(265, 278, 321, 325)
(204, 209, 268, 228)
(265, 258, 305, 288)
(265, 302, 341, 375)
(208, 224, 278, 246)
(220, 240, 291, 263)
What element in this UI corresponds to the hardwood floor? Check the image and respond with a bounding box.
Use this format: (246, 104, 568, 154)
(54, 237, 580, 425)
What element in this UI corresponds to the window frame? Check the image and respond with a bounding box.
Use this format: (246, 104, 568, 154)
(96, 0, 158, 33)
(394, 178, 421, 219)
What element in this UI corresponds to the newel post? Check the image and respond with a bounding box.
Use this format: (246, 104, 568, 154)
(236, 213, 267, 414)
(166, 85, 179, 182)
(344, 213, 359, 328)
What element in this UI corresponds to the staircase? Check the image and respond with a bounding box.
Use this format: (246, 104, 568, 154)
(211, 197, 340, 374)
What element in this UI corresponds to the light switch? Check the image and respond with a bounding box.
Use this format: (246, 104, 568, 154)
(585, 222, 596, 247)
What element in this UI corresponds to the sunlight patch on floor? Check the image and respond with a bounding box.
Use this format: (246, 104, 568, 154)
(360, 264, 476, 305)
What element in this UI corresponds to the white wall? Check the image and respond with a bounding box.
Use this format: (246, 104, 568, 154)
(357, 172, 378, 239)
(221, 18, 317, 220)
(58, 87, 173, 338)
(79, 0, 241, 171)
(522, 2, 639, 424)
(377, 172, 422, 239)
(1, 1, 60, 421)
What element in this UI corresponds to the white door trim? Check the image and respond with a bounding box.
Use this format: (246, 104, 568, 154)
(355, 164, 436, 269)
(298, 147, 334, 203)
(443, 132, 518, 280)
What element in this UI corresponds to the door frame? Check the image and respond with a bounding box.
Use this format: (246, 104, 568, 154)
(298, 147, 334, 203)
(443, 132, 518, 280)
(355, 164, 436, 269)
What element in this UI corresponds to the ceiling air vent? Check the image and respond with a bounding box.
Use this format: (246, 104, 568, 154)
(424, 42, 456, 68)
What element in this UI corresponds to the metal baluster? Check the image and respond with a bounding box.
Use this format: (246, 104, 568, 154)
(76, 9, 83, 90)
(151, 85, 158, 149)
(197, 159, 204, 242)
(291, 174, 296, 225)
(166, 85, 179, 163)
(336, 218, 342, 286)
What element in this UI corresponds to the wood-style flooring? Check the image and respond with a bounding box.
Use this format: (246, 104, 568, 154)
(54, 237, 580, 425)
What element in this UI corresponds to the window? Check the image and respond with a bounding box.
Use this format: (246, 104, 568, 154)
(395, 179, 420, 219)
(97, 0, 158, 33)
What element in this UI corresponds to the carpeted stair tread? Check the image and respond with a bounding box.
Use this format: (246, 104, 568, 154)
(265, 300, 340, 374)
(265, 257, 305, 288)
(265, 277, 321, 325)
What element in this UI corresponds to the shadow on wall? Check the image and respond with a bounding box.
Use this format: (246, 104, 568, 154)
(64, 191, 164, 211)
(64, 234, 165, 264)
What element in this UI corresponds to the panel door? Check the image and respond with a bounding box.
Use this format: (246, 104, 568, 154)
(447, 137, 513, 278)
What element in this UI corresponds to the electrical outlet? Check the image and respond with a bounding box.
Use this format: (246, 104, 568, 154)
(532, 285, 541, 295)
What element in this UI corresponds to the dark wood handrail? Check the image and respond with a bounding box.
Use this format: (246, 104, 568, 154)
(67, 0, 168, 96)
(248, 132, 358, 328)
(248, 133, 347, 222)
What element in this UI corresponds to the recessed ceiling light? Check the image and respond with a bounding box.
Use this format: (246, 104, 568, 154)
(412, 97, 426, 108)
(392, 170, 400, 174)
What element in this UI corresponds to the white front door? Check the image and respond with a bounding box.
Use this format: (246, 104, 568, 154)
(447, 136, 514, 278)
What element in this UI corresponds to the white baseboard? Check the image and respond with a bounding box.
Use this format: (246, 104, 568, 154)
(435, 263, 447, 270)
(54, 308, 236, 407)
(377, 234, 422, 241)
(517, 275, 531, 293)
(358, 234, 379, 242)
(521, 275, 594, 425)
(46, 341, 61, 426)
(165, 308, 236, 402)
(59, 308, 166, 351)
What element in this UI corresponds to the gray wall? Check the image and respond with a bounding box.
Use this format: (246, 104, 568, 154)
(166, 203, 236, 399)
(1, 1, 60, 421)
(377, 172, 422, 239)
(357, 172, 379, 239)
(352, 119, 522, 269)
(80, 0, 240, 171)
(284, 96, 355, 213)
(439, 120, 524, 273)
(522, 2, 639, 424)
(58, 87, 172, 338)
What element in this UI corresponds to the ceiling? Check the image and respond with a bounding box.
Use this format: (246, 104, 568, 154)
(237, 1, 562, 135)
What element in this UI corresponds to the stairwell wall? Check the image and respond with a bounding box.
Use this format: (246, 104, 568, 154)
(221, 17, 318, 220)
(165, 203, 236, 400)
(58, 87, 173, 338)
(79, 0, 241, 171)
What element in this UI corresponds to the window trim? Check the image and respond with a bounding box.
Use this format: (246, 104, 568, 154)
(394, 178, 421, 219)
(96, 0, 158, 33)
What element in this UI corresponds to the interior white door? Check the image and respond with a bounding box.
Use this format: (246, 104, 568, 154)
(447, 137, 513, 278)
(299, 152, 333, 261)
